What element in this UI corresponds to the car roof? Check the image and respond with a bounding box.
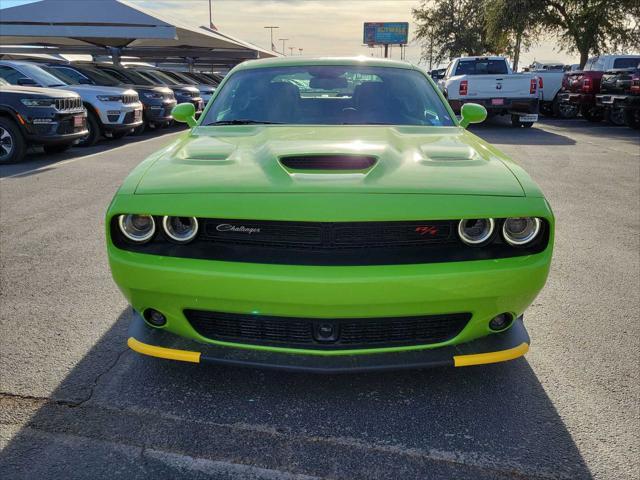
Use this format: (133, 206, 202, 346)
(232, 56, 415, 72)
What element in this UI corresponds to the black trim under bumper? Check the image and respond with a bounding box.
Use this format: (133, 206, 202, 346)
(127, 313, 530, 373)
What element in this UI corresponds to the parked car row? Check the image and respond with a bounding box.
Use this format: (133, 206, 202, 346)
(0, 59, 222, 163)
(556, 54, 640, 129)
(430, 54, 640, 130)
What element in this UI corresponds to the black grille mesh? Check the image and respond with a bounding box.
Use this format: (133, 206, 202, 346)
(184, 310, 471, 350)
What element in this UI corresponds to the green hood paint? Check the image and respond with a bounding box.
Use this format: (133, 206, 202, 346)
(132, 126, 527, 197)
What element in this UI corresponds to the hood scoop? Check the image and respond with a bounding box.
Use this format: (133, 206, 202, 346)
(280, 155, 377, 172)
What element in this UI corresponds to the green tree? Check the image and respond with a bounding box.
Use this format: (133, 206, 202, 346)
(413, 0, 506, 68)
(485, 0, 544, 71)
(542, 0, 640, 68)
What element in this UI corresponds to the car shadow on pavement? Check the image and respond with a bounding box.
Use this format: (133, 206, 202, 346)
(469, 119, 576, 146)
(0, 126, 184, 179)
(0, 308, 594, 480)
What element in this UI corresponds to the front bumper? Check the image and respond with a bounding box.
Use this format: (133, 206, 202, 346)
(20, 109, 87, 145)
(128, 312, 530, 372)
(558, 92, 594, 106)
(144, 100, 177, 123)
(97, 102, 144, 130)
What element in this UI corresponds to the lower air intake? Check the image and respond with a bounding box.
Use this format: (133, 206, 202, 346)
(184, 310, 471, 350)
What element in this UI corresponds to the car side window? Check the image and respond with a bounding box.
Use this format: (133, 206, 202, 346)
(0, 65, 24, 84)
(583, 58, 595, 71)
(103, 68, 129, 83)
(53, 67, 91, 84)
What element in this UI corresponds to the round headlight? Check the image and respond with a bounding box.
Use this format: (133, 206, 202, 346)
(503, 217, 541, 246)
(162, 216, 198, 243)
(458, 218, 495, 245)
(118, 214, 155, 243)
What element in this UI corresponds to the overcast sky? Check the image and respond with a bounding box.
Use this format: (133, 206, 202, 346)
(2, 0, 584, 67)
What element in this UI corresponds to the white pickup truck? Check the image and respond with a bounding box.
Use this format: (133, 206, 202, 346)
(439, 56, 539, 127)
(527, 64, 577, 118)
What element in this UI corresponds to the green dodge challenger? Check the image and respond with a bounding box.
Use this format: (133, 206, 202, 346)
(106, 57, 554, 372)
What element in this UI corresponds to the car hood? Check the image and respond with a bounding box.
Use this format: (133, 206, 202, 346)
(135, 126, 525, 197)
(0, 85, 80, 98)
(57, 84, 136, 96)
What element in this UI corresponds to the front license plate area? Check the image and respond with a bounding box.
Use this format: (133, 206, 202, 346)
(73, 115, 84, 127)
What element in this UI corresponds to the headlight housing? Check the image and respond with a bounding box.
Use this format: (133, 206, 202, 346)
(458, 218, 495, 245)
(141, 92, 163, 99)
(118, 214, 155, 243)
(97, 95, 123, 102)
(20, 98, 55, 107)
(502, 217, 541, 246)
(162, 216, 198, 243)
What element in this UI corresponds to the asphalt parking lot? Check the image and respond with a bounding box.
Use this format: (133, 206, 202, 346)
(0, 118, 638, 479)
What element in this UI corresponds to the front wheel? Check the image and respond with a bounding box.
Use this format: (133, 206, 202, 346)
(553, 97, 578, 119)
(76, 111, 101, 147)
(605, 107, 625, 126)
(43, 143, 72, 155)
(0, 117, 26, 164)
(581, 106, 603, 123)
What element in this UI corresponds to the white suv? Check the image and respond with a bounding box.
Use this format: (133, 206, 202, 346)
(0, 60, 143, 146)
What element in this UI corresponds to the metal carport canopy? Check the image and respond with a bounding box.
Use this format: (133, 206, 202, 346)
(0, 0, 276, 61)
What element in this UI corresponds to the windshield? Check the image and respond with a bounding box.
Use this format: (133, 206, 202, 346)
(613, 57, 640, 69)
(202, 65, 454, 126)
(455, 59, 508, 75)
(17, 63, 67, 87)
(163, 70, 196, 84)
(139, 70, 180, 85)
(77, 66, 121, 86)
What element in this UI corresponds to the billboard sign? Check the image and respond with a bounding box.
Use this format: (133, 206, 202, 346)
(363, 22, 409, 46)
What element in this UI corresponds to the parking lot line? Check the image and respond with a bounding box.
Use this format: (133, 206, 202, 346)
(1, 131, 181, 180)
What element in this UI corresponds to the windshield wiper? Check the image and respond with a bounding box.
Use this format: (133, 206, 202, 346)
(206, 119, 283, 125)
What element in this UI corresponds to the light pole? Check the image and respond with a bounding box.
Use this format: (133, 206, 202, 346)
(263, 26, 279, 52)
(279, 38, 289, 55)
(298, 48, 303, 56)
(208, 0, 214, 29)
(288, 46, 295, 56)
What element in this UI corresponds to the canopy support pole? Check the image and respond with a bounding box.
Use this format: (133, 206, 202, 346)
(108, 46, 121, 65)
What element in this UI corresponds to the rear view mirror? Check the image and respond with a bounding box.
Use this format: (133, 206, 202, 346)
(459, 103, 487, 128)
(310, 77, 348, 90)
(171, 102, 197, 127)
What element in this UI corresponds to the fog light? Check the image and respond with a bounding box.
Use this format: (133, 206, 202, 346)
(489, 313, 513, 331)
(144, 309, 167, 327)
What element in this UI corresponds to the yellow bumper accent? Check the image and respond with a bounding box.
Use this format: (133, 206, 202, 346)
(453, 342, 529, 367)
(127, 337, 201, 363)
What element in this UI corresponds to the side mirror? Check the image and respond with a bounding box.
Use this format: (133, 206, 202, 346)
(17, 77, 37, 86)
(171, 102, 197, 127)
(459, 103, 487, 128)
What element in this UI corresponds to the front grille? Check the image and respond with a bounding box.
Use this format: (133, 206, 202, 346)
(55, 97, 82, 111)
(111, 217, 550, 266)
(123, 94, 138, 104)
(184, 310, 471, 350)
(203, 219, 453, 248)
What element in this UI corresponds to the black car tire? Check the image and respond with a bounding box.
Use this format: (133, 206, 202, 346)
(553, 97, 578, 119)
(133, 123, 146, 135)
(43, 143, 72, 155)
(0, 117, 26, 164)
(624, 109, 640, 130)
(605, 107, 625, 126)
(76, 111, 101, 147)
(521, 121, 534, 128)
(581, 106, 604, 123)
